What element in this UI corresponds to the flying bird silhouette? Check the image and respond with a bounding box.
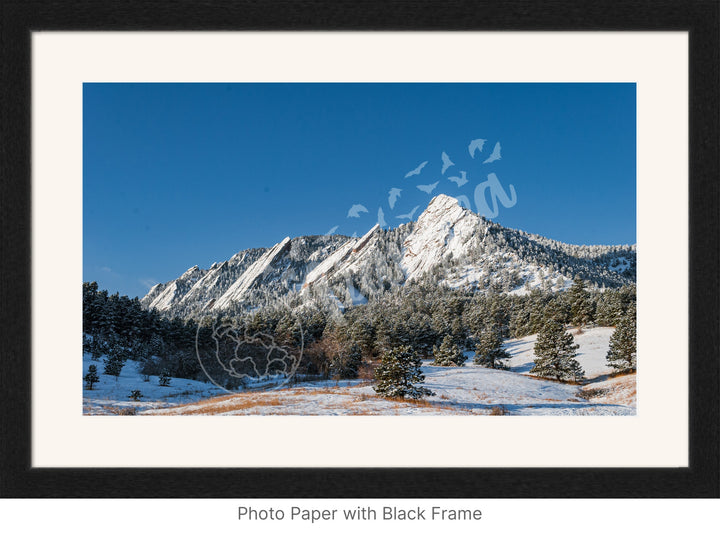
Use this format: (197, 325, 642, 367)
(468, 138, 487, 158)
(377, 207, 387, 227)
(447, 171, 468, 187)
(441, 152, 455, 174)
(396, 205, 420, 220)
(417, 181, 439, 194)
(347, 204, 369, 218)
(325, 225, 339, 235)
(388, 188, 402, 209)
(405, 161, 428, 178)
(483, 142, 501, 164)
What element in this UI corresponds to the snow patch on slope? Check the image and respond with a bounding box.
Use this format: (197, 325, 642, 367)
(503, 326, 617, 379)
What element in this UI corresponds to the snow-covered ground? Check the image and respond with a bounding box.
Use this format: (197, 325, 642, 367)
(580, 373, 636, 409)
(83, 357, 226, 414)
(84, 327, 635, 416)
(145, 360, 634, 416)
(503, 326, 617, 379)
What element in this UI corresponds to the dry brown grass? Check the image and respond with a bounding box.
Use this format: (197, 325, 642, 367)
(306, 387, 341, 395)
(151, 377, 507, 416)
(180, 397, 286, 415)
(162, 384, 379, 415)
(580, 373, 636, 407)
(608, 369, 637, 378)
(391, 396, 436, 408)
(164, 391, 289, 415)
(489, 405, 508, 416)
(107, 406, 137, 416)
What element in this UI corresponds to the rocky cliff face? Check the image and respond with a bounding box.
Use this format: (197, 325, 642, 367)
(401, 194, 488, 282)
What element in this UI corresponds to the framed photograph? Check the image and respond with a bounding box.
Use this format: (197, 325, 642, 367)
(1, 1, 717, 498)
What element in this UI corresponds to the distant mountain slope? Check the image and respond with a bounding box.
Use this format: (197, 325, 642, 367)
(141, 234, 349, 317)
(142, 195, 636, 318)
(141, 248, 267, 313)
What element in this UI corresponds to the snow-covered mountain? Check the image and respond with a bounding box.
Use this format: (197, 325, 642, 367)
(141, 195, 636, 318)
(402, 193, 484, 282)
(143, 248, 267, 313)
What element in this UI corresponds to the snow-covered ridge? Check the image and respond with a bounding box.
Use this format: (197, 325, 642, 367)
(178, 249, 266, 308)
(141, 195, 636, 317)
(303, 224, 380, 288)
(146, 265, 206, 312)
(303, 238, 357, 287)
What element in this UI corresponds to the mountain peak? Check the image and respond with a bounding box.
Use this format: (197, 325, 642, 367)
(428, 193, 462, 209)
(402, 195, 480, 282)
(419, 194, 473, 226)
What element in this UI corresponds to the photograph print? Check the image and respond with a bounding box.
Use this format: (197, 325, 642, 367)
(82, 82, 637, 417)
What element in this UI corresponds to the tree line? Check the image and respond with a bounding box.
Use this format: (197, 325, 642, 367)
(83, 276, 636, 394)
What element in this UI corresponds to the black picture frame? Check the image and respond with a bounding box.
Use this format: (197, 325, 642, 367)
(1, 0, 718, 498)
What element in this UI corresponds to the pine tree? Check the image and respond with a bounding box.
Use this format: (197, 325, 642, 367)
(374, 345, 434, 399)
(84, 364, 99, 390)
(103, 354, 124, 382)
(90, 338, 105, 361)
(595, 292, 617, 326)
(567, 276, 594, 327)
(596, 286, 635, 326)
(432, 335, 467, 367)
(433, 335, 467, 366)
(531, 318, 584, 382)
(544, 296, 570, 325)
(330, 343, 364, 379)
(345, 345, 364, 378)
(606, 302, 636, 372)
(474, 328, 511, 369)
(348, 316, 376, 360)
(158, 369, 172, 387)
(128, 389, 143, 401)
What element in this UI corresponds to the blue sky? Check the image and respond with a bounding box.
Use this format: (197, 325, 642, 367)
(83, 83, 636, 298)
